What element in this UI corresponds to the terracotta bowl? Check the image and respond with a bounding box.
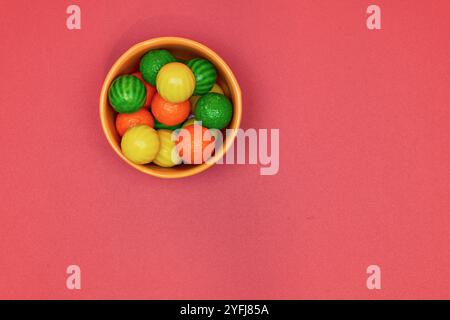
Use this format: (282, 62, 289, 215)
(100, 37, 242, 178)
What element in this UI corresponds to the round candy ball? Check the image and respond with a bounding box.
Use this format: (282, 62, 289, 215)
(108, 75, 146, 113)
(140, 50, 176, 86)
(132, 72, 156, 108)
(121, 125, 160, 164)
(153, 130, 182, 168)
(190, 83, 224, 113)
(151, 93, 190, 126)
(156, 62, 195, 103)
(116, 108, 154, 136)
(195, 93, 233, 129)
(187, 58, 217, 95)
(176, 125, 216, 164)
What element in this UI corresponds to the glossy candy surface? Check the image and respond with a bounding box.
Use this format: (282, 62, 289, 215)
(115, 108, 154, 136)
(108, 75, 146, 113)
(195, 92, 233, 129)
(151, 93, 190, 126)
(153, 130, 182, 167)
(190, 83, 224, 113)
(140, 50, 176, 86)
(176, 125, 215, 164)
(187, 58, 217, 95)
(121, 125, 160, 164)
(156, 62, 195, 103)
(132, 72, 156, 108)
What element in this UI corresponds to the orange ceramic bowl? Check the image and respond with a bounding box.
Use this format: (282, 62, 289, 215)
(100, 37, 242, 178)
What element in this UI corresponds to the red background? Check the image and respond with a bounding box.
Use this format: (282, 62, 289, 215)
(1, 0, 449, 299)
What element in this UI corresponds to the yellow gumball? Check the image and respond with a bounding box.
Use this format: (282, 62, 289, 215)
(153, 130, 182, 167)
(190, 83, 224, 113)
(121, 125, 160, 164)
(156, 62, 195, 103)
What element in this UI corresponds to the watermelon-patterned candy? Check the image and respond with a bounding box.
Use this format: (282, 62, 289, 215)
(140, 50, 176, 86)
(187, 58, 217, 95)
(108, 75, 146, 114)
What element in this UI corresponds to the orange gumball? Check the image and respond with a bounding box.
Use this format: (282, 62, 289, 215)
(116, 108, 154, 136)
(151, 93, 190, 126)
(176, 125, 215, 164)
(132, 72, 156, 108)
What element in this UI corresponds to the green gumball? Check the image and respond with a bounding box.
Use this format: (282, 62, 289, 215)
(187, 58, 217, 95)
(140, 50, 176, 86)
(108, 75, 146, 114)
(195, 93, 233, 129)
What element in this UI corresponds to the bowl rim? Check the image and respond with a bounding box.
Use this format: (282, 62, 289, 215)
(99, 37, 242, 179)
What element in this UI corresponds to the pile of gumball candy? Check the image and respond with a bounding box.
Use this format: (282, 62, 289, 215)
(108, 49, 233, 167)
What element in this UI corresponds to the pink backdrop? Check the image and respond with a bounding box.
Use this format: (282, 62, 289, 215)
(1, 0, 449, 299)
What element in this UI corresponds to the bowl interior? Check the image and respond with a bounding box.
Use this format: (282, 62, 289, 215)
(100, 38, 241, 178)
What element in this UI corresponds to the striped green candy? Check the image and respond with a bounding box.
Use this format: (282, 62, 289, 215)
(108, 75, 146, 114)
(187, 58, 217, 95)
